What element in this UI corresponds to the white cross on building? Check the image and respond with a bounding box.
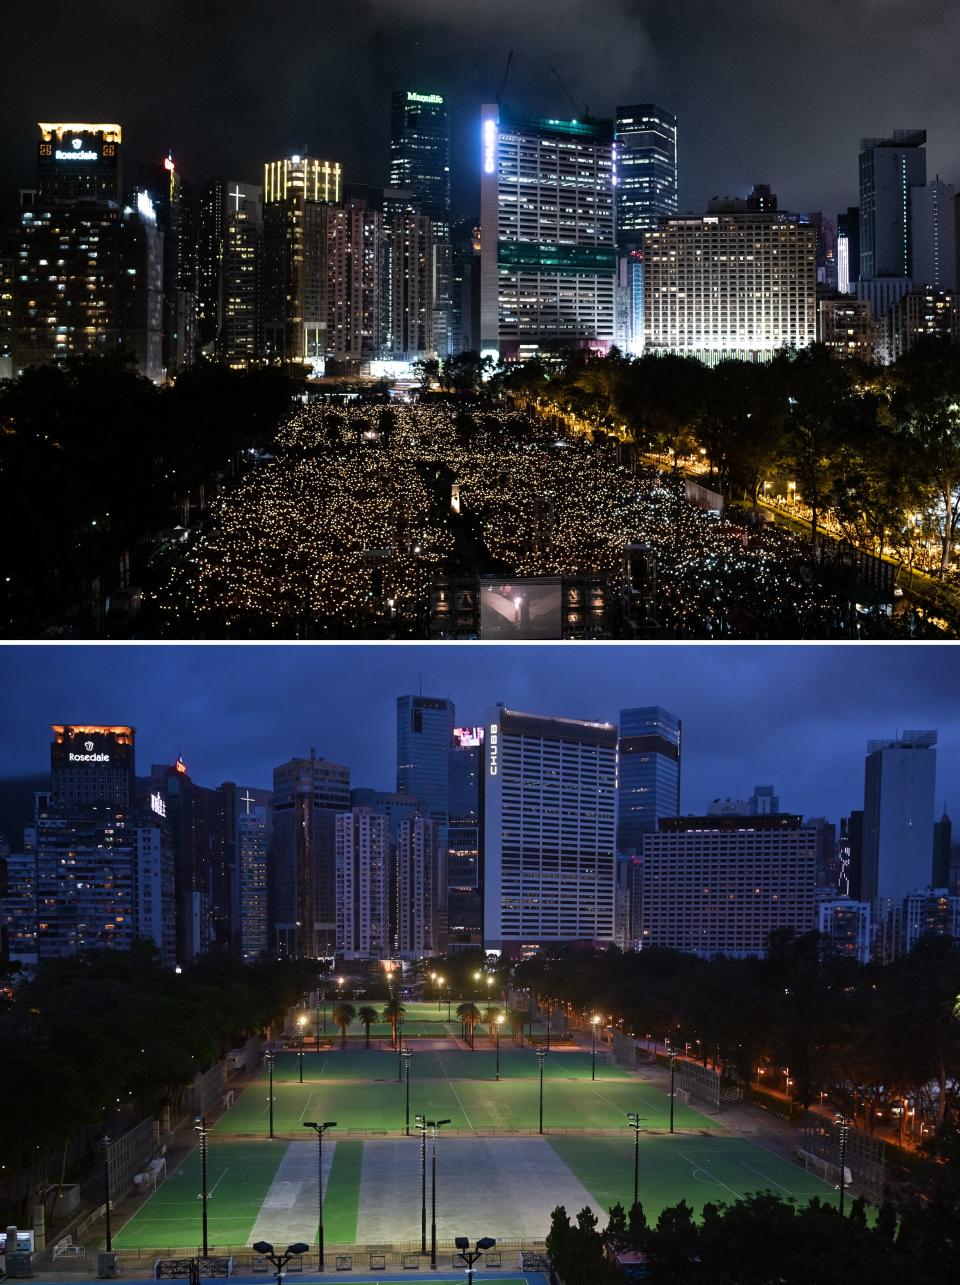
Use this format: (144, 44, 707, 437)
(240, 789, 256, 815)
(229, 185, 245, 212)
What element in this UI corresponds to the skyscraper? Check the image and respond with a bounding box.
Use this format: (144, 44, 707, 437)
(614, 105, 677, 244)
(483, 707, 617, 954)
(396, 814, 442, 956)
(260, 155, 341, 368)
(862, 731, 937, 910)
(617, 707, 680, 853)
(50, 725, 136, 808)
(327, 198, 382, 363)
(836, 206, 860, 292)
(389, 91, 450, 218)
(910, 178, 956, 290)
(140, 152, 197, 374)
(479, 106, 616, 358)
(858, 131, 926, 280)
(37, 122, 122, 202)
(447, 726, 483, 949)
(335, 806, 389, 958)
(396, 695, 455, 827)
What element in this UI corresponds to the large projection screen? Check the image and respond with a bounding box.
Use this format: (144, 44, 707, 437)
(479, 578, 563, 640)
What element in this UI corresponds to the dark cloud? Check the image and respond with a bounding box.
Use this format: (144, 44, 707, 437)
(0, 645, 957, 838)
(3, 0, 958, 223)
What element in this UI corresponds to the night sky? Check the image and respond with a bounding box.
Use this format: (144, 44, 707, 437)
(3, 0, 960, 224)
(0, 645, 957, 832)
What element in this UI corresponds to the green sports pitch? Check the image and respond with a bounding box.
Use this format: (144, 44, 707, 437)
(113, 1134, 839, 1252)
(214, 1048, 708, 1136)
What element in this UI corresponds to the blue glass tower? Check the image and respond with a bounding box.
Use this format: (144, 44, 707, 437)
(396, 695, 455, 827)
(617, 706, 681, 853)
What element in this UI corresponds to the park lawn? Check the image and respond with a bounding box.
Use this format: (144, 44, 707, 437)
(323, 1140, 363, 1243)
(113, 1141, 286, 1250)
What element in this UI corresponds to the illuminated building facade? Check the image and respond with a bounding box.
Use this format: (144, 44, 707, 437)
(911, 178, 956, 291)
(483, 707, 617, 954)
(818, 897, 872, 964)
(837, 206, 860, 292)
(639, 815, 818, 958)
(140, 153, 197, 373)
(858, 130, 926, 280)
(0, 252, 13, 380)
(479, 106, 616, 359)
(50, 725, 136, 808)
(335, 806, 389, 958)
(235, 796, 270, 962)
(818, 297, 875, 360)
(260, 155, 341, 368)
(644, 210, 817, 362)
(614, 105, 677, 243)
(447, 726, 483, 949)
(327, 199, 382, 363)
(37, 122, 122, 202)
(396, 814, 442, 956)
(197, 179, 262, 366)
(384, 206, 435, 359)
(887, 288, 956, 362)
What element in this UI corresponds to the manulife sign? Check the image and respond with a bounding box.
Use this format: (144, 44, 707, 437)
(407, 91, 443, 104)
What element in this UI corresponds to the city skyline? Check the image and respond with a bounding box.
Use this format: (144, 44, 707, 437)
(0, 645, 957, 834)
(3, 1, 960, 227)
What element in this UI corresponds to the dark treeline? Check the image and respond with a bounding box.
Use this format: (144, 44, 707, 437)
(515, 933, 960, 1133)
(0, 945, 315, 1223)
(500, 340, 960, 578)
(0, 354, 298, 634)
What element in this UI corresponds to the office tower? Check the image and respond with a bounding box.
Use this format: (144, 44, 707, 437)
(396, 814, 442, 956)
(639, 815, 818, 957)
(483, 707, 617, 954)
(617, 707, 681, 854)
(910, 178, 956, 290)
(887, 287, 956, 362)
(260, 155, 341, 368)
(837, 207, 860, 292)
(858, 131, 926, 280)
(818, 899, 871, 964)
(390, 90, 450, 217)
(644, 208, 817, 361)
(862, 731, 937, 911)
(447, 726, 483, 949)
(197, 179, 262, 365)
(933, 808, 953, 889)
(140, 152, 197, 373)
(14, 192, 163, 379)
(327, 198, 382, 363)
(37, 122, 122, 202)
(271, 753, 350, 959)
(335, 806, 388, 958)
(234, 791, 271, 962)
(614, 105, 677, 245)
(818, 297, 875, 360)
(396, 695, 455, 827)
(479, 106, 616, 358)
(50, 725, 136, 808)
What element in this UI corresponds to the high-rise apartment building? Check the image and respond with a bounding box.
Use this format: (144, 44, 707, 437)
(396, 695, 455, 827)
(818, 898, 872, 964)
(50, 725, 136, 808)
(140, 153, 197, 374)
(384, 207, 435, 359)
(479, 106, 616, 358)
(37, 122, 122, 203)
(617, 707, 680, 854)
(858, 131, 926, 280)
(327, 199, 382, 363)
(639, 815, 818, 957)
(228, 785, 271, 962)
(911, 178, 956, 291)
(260, 155, 341, 368)
(197, 179, 262, 365)
(862, 731, 937, 911)
(396, 814, 442, 956)
(818, 297, 875, 360)
(271, 753, 350, 958)
(335, 806, 389, 958)
(644, 209, 817, 361)
(614, 105, 677, 245)
(886, 288, 956, 362)
(483, 707, 617, 954)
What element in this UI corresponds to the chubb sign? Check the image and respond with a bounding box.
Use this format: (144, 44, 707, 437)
(489, 723, 499, 776)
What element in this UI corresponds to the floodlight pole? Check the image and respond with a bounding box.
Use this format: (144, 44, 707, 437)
(194, 1116, 209, 1257)
(537, 1048, 547, 1135)
(397, 1025, 404, 1081)
(627, 1114, 643, 1211)
(545, 1005, 551, 1053)
(495, 1019, 502, 1081)
(836, 1113, 848, 1216)
(416, 1115, 427, 1253)
(669, 1046, 676, 1134)
(403, 1049, 412, 1135)
(266, 1050, 275, 1139)
(299, 1030, 305, 1084)
(102, 1135, 113, 1252)
(591, 1018, 598, 1081)
(304, 1121, 336, 1270)
(428, 1118, 451, 1268)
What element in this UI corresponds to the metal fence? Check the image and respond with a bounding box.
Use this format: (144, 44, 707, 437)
(115, 1238, 548, 1272)
(187, 1063, 226, 1118)
(209, 1123, 735, 1143)
(803, 1114, 887, 1201)
(678, 1061, 722, 1110)
(612, 1032, 638, 1069)
(107, 1118, 160, 1198)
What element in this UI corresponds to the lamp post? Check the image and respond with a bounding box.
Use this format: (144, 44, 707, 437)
(495, 1014, 504, 1081)
(403, 1049, 412, 1135)
(836, 1112, 849, 1216)
(298, 1015, 307, 1084)
(265, 1050, 275, 1139)
(252, 1241, 311, 1285)
(454, 1237, 497, 1285)
(194, 1116, 209, 1257)
(626, 1113, 643, 1211)
(427, 1118, 451, 1268)
(102, 1135, 113, 1253)
(545, 1004, 551, 1053)
(668, 1044, 676, 1135)
(415, 1115, 428, 1254)
(537, 1047, 547, 1135)
(591, 1014, 601, 1082)
(303, 1121, 336, 1271)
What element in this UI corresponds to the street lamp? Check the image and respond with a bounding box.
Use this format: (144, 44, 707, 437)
(537, 1047, 547, 1135)
(427, 1118, 451, 1268)
(626, 1113, 644, 1211)
(297, 1014, 307, 1084)
(415, 1115, 428, 1254)
(836, 1112, 849, 1217)
(265, 1050, 275, 1139)
(591, 1014, 601, 1082)
(402, 1049, 413, 1136)
(194, 1116, 209, 1257)
(495, 1013, 505, 1081)
(252, 1241, 311, 1285)
(303, 1121, 336, 1271)
(454, 1236, 497, 1285)
(668, 1045, 676, 1135)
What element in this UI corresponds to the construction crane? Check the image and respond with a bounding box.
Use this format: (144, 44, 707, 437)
(548, 64, 589, 120)
(496, 50, 513, 107)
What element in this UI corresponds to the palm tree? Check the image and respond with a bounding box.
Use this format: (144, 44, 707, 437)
(357, 1005, 379, 1049)
(457, 1002, 481, 1049)
(509, 1008, 528, 1046)
(483, 1005, 501, 1041)
(382, 999, 406, 1048)
(332, 1001, 356, 1048)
